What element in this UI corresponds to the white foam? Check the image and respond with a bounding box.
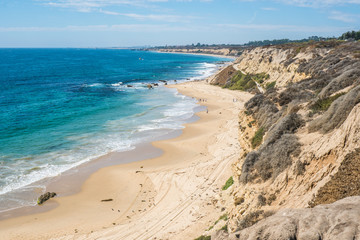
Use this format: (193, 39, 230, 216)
(87, 83, 104, 87)
(0, 135, 135, 197)
(0, 59, 218, 212)
(110, 82, 123, 87)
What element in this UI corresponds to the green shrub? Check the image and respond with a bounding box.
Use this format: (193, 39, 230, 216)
(215, 214, 228, 225)
(310, 93, 345, 112)
(308, 86, 360, 133)
(194, 235, 211, 240)
(252, 72, 270, 83)
(222, 177, 234, 190)
(265, 81, 276, 90)
(251, 127, 265, 148)
(220, 224, 228, 232)
(224, 71, 269, 91)
(248, 120, 255, 128)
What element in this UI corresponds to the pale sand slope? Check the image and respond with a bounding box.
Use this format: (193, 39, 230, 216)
(0, 81, 252, 240)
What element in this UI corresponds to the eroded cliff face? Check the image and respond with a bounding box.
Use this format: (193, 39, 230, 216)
(155, 48, 241, 56)
(206, 41, 360, 240)
(233, 46, 313, 87)
(207, 65, 237, 85)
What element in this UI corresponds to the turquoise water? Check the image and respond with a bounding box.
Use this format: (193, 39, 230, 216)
(0, 49, 230, 212)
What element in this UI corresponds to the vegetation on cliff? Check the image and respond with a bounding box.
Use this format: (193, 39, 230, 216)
(240, 113, 303, 183)
(222, 177, 234, 190)
(309, 149, 360, 207)
(220, 71, 269, 92)
(210, 40, 360, 239)
(239, 41, 360, 184)
(309, 92, 345, 113)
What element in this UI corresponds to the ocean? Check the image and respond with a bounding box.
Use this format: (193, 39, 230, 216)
(0, 48, 230, 213)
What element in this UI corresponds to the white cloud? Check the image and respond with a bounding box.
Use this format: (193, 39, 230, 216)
(120, 13, 199, 22)
(40, 0, 211, 9)
(329, 10, 359, 22)
(99, 9, 120, 15)
(216, 23, 349, 33)
(39, 0, 212, 15)
(236, 0, 360, 7)
(278, 0, 360, 7)
(39, 0, 161, 12)
(0, 24, 202, 32)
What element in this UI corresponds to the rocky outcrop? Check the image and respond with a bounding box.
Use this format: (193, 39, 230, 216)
(207, 41, 360, 239)
(222, 196, 360, 240)
(207, 65, 237, 85)
(234, 46, 312, 87)
(37, 192, 57, 205)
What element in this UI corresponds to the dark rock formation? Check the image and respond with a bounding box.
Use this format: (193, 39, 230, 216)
(37, 192, 57, 205)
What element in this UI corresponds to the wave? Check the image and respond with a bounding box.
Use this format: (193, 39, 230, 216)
(0, 51, 224, 213)
(110, 82, 123, 87)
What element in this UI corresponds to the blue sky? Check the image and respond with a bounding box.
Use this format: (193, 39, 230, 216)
(0, 0, 359, 47)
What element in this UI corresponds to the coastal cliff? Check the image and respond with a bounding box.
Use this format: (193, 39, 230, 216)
(204, 41, 360, 239)
(146, 47, 243, 57)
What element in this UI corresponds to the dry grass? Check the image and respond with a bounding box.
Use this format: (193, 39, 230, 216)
(309, 149, 360, 207)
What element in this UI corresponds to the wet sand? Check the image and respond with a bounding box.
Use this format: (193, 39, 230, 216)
(0, 80, 252, 240)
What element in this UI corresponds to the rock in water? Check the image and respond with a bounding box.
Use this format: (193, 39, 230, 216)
(37, 192, 57, 205)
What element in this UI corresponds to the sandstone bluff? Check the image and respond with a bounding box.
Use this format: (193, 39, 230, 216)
(202, 40, 360, 240)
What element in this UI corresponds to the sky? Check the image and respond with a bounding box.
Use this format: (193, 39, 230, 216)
(0, 0, 359, 47)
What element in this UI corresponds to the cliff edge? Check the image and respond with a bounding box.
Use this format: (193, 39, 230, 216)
(201, 41, 360, 240)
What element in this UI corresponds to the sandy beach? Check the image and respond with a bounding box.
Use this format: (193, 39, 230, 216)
(0, 80, 252, 240)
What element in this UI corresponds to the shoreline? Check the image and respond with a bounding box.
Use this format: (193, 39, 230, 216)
(0, 52, 229, 218)
(0, 104, 204, 221)
(1, 76, 253, 240)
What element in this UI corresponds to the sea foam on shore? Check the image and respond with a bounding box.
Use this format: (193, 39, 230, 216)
(0, 49, 231, 213)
